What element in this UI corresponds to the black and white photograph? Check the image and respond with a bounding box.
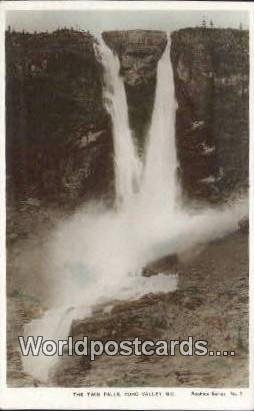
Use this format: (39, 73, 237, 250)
(0, 1, 253, 410)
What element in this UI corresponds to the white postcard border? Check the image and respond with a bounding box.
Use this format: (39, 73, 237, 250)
(0, 2, 253, 410)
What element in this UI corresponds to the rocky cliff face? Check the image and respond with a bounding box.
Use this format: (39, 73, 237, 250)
(103, 28, 249, 203)
(6, 28, 249, 208)
(103, 30, 167, 153)
(6, 29, 114, 207)
(171, 28, 249, 202)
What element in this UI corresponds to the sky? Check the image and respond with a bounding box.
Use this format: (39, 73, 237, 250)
(6, 9, 249, 34)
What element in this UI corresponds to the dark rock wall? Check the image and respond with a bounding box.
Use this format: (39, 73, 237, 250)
(6, 29, 114, 207)
(103, 30, 167, 154)
(6, 28, 249, 208)
(171, 28, 249, 202)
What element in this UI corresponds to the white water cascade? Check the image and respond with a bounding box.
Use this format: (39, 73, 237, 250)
(96, 36, 141, 208)
(141, 36, 178, 213)
(21, 34, 247, 384)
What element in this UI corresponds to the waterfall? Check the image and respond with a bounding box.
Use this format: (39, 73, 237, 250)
(141, 36, 178, 213)
(97, 34, 178, 214)
(21, 33, 247, 384)
(96, 37, 141, 209)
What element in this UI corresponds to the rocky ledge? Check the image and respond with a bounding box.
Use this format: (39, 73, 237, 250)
(7, 222, 248, 387)
(52, 229, 248, 387)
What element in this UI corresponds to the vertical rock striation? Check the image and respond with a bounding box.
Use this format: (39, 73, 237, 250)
(6, 29, 114, 207)
(171, 28, 249, 202)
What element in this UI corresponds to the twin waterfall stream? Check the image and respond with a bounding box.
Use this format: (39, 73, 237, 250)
(98, 34, 177, 212)
(22, 34, 247, 383)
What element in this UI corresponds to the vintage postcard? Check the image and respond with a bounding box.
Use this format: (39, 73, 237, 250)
(0, 1, 253, 409)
